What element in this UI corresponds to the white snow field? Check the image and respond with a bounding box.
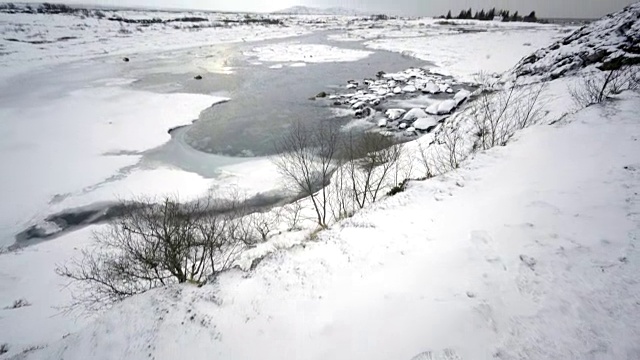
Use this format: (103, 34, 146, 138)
(0, 85, 224, 246)
(16, 90, 640, 360)
(243, 43, 373, 64)
(1, 3, 639, 360)
(366, 27, 565, 82)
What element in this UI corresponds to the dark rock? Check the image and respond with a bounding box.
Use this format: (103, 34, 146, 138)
(376, 70, 386, 79)
(333, 101, 342, 106)
(123, 57, 130, 62)
(194, 75, 203, 80)
(585, 50, 609, 64)
(316, 91, 327, 98)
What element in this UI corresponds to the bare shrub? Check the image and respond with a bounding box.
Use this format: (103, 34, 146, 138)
(569, 65, 640, 108)
(281, 200, 305, 231)
(0, 343, 8, 355)
(416, 141, 436, 179)
(328, 164, 353, 222)
(56, 195, 246, 311)
(5, 298, 31, 309)
(273, 121, 340, 229)
(244, 210, 282, 243)
(343, 132, 404, 209)
(436, 126, 466, 171)
(514, 83, 546, 130)
(472, 79, 546, 150)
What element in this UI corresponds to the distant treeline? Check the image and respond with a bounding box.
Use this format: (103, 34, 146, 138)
(441, 8, 539, 23)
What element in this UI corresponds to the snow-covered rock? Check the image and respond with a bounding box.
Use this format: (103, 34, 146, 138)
(413, 117, 438, 131)
(393, 86, 402, 94)
(454, 89, 472, 105)
(377, 118, 388, 127)
(437, 100, 457, 115)
(512, 2, 640, 79)
(376, 88, 389, 96)
(352, 101, 366, 109)
(398, 122, 408, 129)
(402, 85, 417, 93)
(425, 103, 439, 115)
(422, 81, 440, 94)
(402, 108, 428, 121)
(385, 109, 406, 120)
(438, 84, 450, 93)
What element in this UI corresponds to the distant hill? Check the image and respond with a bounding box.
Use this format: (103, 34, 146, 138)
(272, 6, 365, 16)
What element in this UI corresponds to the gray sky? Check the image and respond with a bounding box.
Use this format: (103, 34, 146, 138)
(24, 0, 639, 18)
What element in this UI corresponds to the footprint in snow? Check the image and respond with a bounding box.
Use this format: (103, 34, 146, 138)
(410, 349, 462, 360)
(470, 230, 507, 271)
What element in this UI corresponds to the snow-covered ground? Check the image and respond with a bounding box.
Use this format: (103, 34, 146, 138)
(0, 83, 223, 246)
(12, 88, 640, 360)
(0, 11, 312, 80)
(243, 43, 372, 64)
(323, 17, 570, 82)
(3, 3, 639, 359)
(366, 29, 562, 82)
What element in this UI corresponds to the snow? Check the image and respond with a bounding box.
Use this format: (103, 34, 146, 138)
(413, 117, 438, 131)
(0, 10, 311, 80)
(243, 43, 372, 64)
(2, 5, 639, 360)
(0, 226, 98, 354)
(366, 27, 564, 82)
(423, 81, 440, 94)
(0, 83, 225, 247)
(273, 6, 365, 16)
(425, 102, 439, 115)
(385, 108, 406, 120)
(511, 2, 640, 80)
(454, 89, 472, 105)
(402, 84, 417, 92)
(20, 90, 640, 360)
(437, 99, 457, 114)
(402, 108, 428, 121)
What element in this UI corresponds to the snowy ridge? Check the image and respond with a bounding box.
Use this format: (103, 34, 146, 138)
(512, 1, 640, 79)
(273, 6, 365, 16)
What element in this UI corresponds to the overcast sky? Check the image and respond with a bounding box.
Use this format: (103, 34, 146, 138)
(25, 0, 639, 18)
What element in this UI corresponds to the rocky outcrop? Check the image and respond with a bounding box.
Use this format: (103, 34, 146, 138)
(512, 2, 640, 79)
